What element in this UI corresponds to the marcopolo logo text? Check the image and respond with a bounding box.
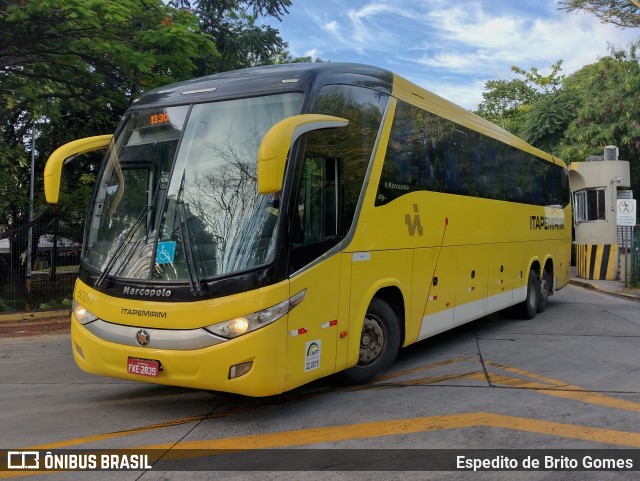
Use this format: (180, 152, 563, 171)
(123, 286, 172, 298)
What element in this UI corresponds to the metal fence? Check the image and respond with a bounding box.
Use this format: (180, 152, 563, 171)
(630, 225, 640, 287)
(0, 210, 78, 313)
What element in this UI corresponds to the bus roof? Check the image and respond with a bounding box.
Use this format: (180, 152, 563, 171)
(131, 62, 564, 167)
(131, 63, 393, 109)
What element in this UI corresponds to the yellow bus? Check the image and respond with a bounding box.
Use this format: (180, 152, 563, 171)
(45, 63, 571, 396)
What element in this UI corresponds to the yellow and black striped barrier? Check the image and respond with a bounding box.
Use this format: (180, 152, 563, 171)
(575, 244, 618, 280)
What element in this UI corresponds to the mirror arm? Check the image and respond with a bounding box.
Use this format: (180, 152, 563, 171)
(257, 114, 348, 194)
(44, 134, 113, 204)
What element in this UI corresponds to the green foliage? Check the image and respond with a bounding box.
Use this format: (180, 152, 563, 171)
(0, 0, 218, 307)
(476, 41, 640, 197)
(558, 43, 640, 194)
(475, 61, 565, 135)
(511, 60, 565, 94)
(271, 52, 326, 64)
(38, 298, 72, 310)
(168, 0, 292, 73)
(0, 0, 218, 232)
(559, 46, 640, 156)
(1, 0, 218, 130)
(521, 90, 577, 153)
(475, 78, 537, 133)
(0, 141, 30, 218)
(0, 0, 295, 310)
(559, 0, 640, 28)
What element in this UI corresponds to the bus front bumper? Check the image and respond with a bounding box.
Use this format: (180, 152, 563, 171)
(71, 315, 287, 397)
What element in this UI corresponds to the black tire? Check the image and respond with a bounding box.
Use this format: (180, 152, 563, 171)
(516, 268, 539, 320)
(338, 298, 401, 384)
(537, 269, 551, 313)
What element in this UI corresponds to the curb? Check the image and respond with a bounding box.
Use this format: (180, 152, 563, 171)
(568, 279, 596, 290)
(568, 279, 640, 302)
(0, 309, 70, 323)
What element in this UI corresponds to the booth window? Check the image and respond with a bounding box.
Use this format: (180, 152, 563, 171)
(574, 188, 606, 222)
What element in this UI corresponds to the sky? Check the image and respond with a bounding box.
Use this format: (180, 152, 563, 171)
(272, 0, 639, 110)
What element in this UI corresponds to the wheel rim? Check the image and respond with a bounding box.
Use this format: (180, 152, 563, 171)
(358, 314, 386, 366)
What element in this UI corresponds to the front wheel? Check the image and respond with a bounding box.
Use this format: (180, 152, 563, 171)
(338, 298, 401, 384)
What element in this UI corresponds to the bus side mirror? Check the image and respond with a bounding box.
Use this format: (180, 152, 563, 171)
(44, 135, 113, 204)
(257, 114, 348, 194)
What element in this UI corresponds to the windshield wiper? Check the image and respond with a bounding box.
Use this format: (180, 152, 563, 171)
(95, 203, 151, 288)
(95, 170, 164, 288)
(175, 170, 203, 297)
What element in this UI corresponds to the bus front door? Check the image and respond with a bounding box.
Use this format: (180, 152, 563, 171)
(285, 255, 341, 391)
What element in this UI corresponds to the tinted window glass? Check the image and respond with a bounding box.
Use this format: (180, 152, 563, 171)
(289, 85, 388, 272)
(376, 99, 570, 207)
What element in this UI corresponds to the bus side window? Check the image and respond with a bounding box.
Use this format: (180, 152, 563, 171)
(290, 156, 340, 272)
(291, 83, 386, 271)
(296, 156, 338, 242)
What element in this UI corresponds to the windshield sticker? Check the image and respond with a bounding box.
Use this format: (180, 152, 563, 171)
(304, 340, 321, 372)
(156, 241, 176, 265)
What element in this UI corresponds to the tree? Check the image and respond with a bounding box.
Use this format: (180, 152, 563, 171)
(558, 43, 640, 195)
(271, 52, 326, 64)
(511, 62, 565, 94)
(475, 61, 565, 135)
(478, 41, 640, 198)
(511, 62, 572, 152)
(0, 0, 217, 309)
(0, 0, 297, 310)
(475, 77, 538, 133)
(559, 0, 640, 28)
(520, 90, 577, 153)
(1, 0, 217, 134)
(168, 0, 292, 73)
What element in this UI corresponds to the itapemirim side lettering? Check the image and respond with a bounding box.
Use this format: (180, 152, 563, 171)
(530, 215, 565, 230)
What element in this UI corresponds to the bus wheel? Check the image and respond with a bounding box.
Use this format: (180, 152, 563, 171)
(516, 268, 539, 320)
(338, 298, 401, 384)
(537, 269, 551, 313)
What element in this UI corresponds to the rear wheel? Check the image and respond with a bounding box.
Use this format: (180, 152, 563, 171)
(338, 298, 401, 384)
(516, 268, 539, 319)
(537, 269, 551, 313)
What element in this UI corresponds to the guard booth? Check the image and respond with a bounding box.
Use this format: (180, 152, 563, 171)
(569, 146, 633, 280)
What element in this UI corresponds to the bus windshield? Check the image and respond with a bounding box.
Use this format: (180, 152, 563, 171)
(83, 92, 304, 282)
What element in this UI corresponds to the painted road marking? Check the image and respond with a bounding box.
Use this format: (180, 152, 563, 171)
(142, 412, 640, 451)
(3, 357, 639, 479)
(376, 357, 640, 413)
(3, 413, 640, 479)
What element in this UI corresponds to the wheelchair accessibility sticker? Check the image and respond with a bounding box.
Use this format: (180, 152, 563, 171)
(156, 241, 176, 264)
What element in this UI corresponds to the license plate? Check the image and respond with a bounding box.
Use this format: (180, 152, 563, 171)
(127, 357, 160, 378)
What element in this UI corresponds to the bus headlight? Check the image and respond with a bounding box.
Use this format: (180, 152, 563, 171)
(205, 290, 305, 339)
(72, 299, 99, 325)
